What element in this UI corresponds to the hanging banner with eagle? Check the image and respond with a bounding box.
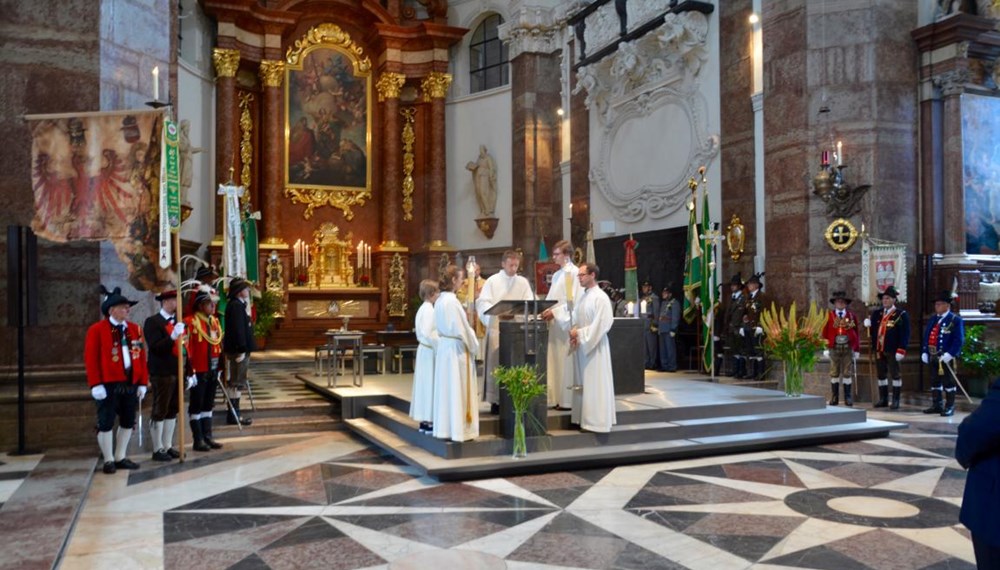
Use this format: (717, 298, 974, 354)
(26, 109, 174, 289)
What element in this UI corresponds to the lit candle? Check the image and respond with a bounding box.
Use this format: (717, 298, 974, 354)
(640, 300, 647, 314)
(152, 66, 159, 101)
(821, 150, 830, 166)
(294, 240, 299, 267)
(357, 242, 362, 269)
(366, 245, 371, 269)
(626, 301, 634, 315)
(305, 244, 310, 268)
(836, 141, 843, 166)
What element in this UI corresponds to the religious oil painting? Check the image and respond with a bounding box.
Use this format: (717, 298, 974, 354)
(961, 93, 1000, 255)
(285, 46, 371, 193)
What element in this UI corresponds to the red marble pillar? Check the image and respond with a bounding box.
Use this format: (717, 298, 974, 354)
(259, 59, 285, 244)
(938, 74, 967, 256)
(212, 48, 240, 237)
(376, 72, 406, 247)
(421, 72, 452, 248)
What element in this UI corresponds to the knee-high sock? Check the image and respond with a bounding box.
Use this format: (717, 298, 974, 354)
(150, 420, 163, 452)
(97, 430, 114, 463)
(114, 428, 133, 461)
(842, 376, 852, 386)
(162, 418, 176, 450)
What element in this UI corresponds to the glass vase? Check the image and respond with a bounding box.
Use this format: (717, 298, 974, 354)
(783, 360, 804, 397)
(512, 409, 527, 459)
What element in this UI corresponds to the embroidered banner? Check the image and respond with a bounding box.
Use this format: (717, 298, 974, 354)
(27, 109, 174, 289)
(861, 239, 907, 304)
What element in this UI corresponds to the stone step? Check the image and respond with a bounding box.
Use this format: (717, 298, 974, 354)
(344, 416, 904, 481)
(211, 415, 343, 438)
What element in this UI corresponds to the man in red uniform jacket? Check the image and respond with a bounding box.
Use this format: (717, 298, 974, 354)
(822, 291, 861, 406)
(85, 286, 149, 474)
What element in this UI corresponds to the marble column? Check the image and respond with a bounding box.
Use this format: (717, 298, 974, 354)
(376, 72, 406, 248)
(259, 59, 285, 245)
(421, 72, 452, 249)
(212, 47, 240, 237)
(936, 70, 969, 256)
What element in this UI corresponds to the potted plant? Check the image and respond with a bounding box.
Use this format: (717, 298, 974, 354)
(253, 288, 282, 348)
(493, 364, 547, 458)
(759, 301, 827, 397)
(960, 324, 1000, 398)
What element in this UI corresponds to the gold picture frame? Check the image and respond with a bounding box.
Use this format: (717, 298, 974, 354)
(284, 24, 373, 220)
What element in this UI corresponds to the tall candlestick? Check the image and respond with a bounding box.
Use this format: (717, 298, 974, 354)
(366, 245, 371, 270)
(294, 240, 299, 267)
(565, 270, 574, 303)
(356, 242, 362, 269)
(152, 66, 159, 101)
(836, 141, 843, 166)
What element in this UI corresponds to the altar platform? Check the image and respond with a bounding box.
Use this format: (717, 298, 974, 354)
(298, 370, 906, 481)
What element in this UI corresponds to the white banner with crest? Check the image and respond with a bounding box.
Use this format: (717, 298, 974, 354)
(861, 238, 907, 305)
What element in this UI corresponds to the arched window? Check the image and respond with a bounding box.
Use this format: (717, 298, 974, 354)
(469, 14, 509, 93)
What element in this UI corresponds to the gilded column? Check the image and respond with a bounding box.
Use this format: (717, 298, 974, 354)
(259, 59, 285, 245)
(376, 72, 406, 247)
(421, 71, 452, 249)
(212, 47, 241, 237)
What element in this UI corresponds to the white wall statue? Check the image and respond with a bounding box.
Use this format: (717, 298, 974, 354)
(574, 10, 720, 225)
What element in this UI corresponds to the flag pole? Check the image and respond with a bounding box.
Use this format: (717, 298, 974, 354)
(174, 229, 186, 462)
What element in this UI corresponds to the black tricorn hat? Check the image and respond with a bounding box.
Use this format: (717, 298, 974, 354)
(729, 273, 743, 286)
(99, 285, 138, 316)
(642, 280, 652, 288)
(227, 278, 251, 300)
(829, 291, 852, 304)
(877, 286, 899, 300)
(746, 273, 763, 287)
(933, 290, 956, 304)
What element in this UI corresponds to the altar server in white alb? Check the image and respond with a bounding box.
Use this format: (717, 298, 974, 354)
(433, 265, 481, 442)
(409, 279, 439, 433)
(475, 250, 534, 413)
(562, 262, 617, 433)
(540, 240, 581, 410)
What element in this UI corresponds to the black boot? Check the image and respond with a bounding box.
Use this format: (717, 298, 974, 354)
(190, 419, 210, 452)
(874, 385, 889, 408)
(890, 386, 901, 410)
(734, 358, 746, 379)
(227, 398, 253, 426)
(923, 389, 943, 414)
(829, 383, 840, 406)
(844, 383, 853, 407)
(941, 391, 956, 417)
(752, 358, 763, 380)
(201, 417, 223, 449)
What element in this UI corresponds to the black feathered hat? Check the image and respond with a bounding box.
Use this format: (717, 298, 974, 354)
(877, 286, 899, 300)
(227, 278, 252, 300)
(99, 285, 138, 316)
(829, 291, 852, 304)
(933, 290, 956, 305)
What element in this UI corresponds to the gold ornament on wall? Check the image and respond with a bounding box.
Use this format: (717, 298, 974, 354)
(725, 214, 745, 261)
(421, 72, 452, 101)
(238, 91, 254, 200)
(212, 47, 240, 78)
(824, 218, 859, 252)
(387, 253, 407, 317)
(401, 107, 416, 221)
(376, 72, 406, 101)
(283, 188, 370, 221)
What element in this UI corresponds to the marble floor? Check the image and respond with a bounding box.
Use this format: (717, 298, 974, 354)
(34, 407, 971, 570)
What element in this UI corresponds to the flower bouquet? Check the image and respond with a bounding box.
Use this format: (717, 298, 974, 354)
(759, 301, 827, 397)
(494, 364, 547, 458)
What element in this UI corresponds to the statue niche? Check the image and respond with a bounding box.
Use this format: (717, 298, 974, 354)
(308, 222, 356, 288)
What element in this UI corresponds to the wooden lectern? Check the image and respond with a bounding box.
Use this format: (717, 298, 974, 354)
(484, 299, 556, 439)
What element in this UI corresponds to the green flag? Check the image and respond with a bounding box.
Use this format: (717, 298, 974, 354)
(682, 200, 701, 324)
(539, 238, 549, 261)
(700, 191, 717, 372)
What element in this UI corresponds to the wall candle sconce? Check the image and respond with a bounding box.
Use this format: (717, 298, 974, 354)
(811, 141, 871, 219)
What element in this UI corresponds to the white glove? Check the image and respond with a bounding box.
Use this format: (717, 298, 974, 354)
(942, 352, 953, 363)
(186, 375, 198, 390)
(670, 331, 676, 338)
(137, 385, 147, 400)
(822, 349, 830, 360)
(235, 353, 246, 363)
(853, 352, 861, 360)
(863, 318, 871, 328)
(895, 352, 904, 362)
(921, 353, 929, 364)
(91, 385, 107, 400)
(713, 336, 720, 342)
(754, 326, 763, 336)
(739, 328, 745, 337)
(170, 323, 186, 340)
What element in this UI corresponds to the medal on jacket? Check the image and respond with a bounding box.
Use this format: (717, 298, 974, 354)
(111, 342, 120, 362)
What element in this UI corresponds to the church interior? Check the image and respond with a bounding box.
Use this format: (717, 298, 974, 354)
(1, 0, 999, 568)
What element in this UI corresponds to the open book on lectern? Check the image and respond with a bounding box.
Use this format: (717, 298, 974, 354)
(483, 299, 556, 317)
